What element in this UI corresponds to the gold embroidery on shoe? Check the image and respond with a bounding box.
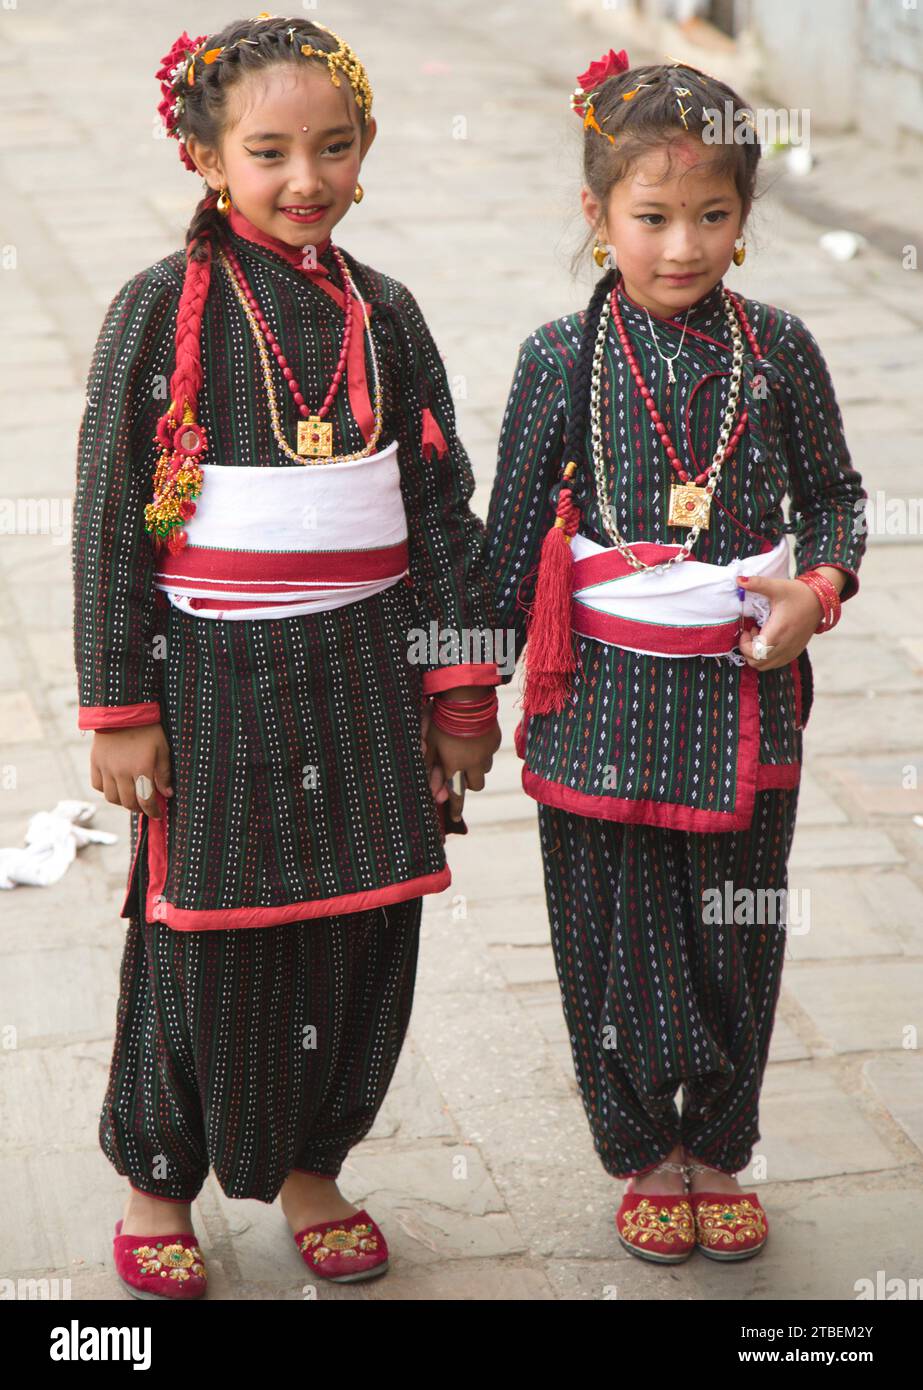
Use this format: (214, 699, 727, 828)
(619, 1198, 695, 1247)
(694, 1198, 767, 1248)
(299, 1222, 380, 1264)
(133, 1241, 207, 1282)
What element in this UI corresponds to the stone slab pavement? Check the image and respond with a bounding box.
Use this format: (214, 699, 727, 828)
(0, 0, 920, 1301)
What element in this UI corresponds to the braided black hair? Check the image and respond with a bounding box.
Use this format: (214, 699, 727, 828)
(557, 266, 616, 503)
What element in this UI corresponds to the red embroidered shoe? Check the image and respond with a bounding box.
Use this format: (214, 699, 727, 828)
(294, 1209, 389, 1282)
(686, 1164, 768, 1260)
(112, 1218, 207, 1300)
(615, 1166, 696, 1264)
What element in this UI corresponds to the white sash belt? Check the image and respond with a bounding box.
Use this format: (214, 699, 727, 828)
(153, 440, 409, 620)
(570, 533, 790, 657)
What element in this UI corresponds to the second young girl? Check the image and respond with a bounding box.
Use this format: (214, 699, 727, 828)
(486, 47, 865, 1266)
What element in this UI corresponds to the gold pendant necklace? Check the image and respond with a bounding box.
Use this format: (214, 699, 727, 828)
(218, 247, 384, 465)
(297, 418, 334, 456)
(588, 286, 745, 572)
(667, 482, 712, 529)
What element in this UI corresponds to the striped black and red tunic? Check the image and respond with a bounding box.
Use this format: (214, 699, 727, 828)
(73, 220, 499, 929)
(486, 274, 867, 832)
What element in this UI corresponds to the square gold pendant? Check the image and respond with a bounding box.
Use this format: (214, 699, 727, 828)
(668, 483, 712, 528)
(297, 416, 333, 457)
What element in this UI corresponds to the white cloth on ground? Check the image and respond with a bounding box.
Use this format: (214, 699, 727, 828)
(0, 800, 117, 889)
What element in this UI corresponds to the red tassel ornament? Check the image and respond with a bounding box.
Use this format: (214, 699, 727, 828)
(522, 461, 581, 717)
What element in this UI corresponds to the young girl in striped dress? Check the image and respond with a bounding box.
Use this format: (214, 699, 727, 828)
(486, 49, 865, 1265)
(73, 14, 500, 1298)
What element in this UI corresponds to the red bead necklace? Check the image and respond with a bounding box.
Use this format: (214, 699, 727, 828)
(222, 241, 353, 457)
(610, 285, 762, 488)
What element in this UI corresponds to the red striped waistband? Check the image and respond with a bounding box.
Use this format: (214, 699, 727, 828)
(153, 540, 410, 595)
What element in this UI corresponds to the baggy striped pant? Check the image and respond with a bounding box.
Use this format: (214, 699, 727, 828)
(98, 846, 422, 1204)
(536, 788, 798, 1179)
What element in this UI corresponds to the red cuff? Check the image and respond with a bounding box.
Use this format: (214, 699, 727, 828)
(78, 701, 161, 731)
(422, 663, 501, 695)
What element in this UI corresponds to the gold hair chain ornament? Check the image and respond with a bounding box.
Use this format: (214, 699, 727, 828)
(160, 15, 374, 157)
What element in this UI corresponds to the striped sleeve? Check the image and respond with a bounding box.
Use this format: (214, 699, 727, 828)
(386, 280, 500, 693)
(72, 268, 178, 730)
(484, 337, 568, 685)
(774, 313, 867, 599)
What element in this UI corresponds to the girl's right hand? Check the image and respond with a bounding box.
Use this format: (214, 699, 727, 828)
(420, 700, 450, 805)
(89, 724, 174, 819)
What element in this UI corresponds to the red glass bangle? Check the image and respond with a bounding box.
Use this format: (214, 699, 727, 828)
(434, 696, 497, 713)
(802, 573, 839, 624)
(429, 693, 498, 737)
(795, 570, 841, 632)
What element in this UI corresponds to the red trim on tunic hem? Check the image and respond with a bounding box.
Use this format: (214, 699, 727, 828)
(145, 867, 451, 931)
(521, 766, 755, 831)
(141, 795, 451, 928)
(519, 664, 763, 832)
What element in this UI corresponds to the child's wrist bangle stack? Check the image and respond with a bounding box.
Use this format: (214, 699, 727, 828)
(429, 692, 499, 737)
(795, 570, 842, 632)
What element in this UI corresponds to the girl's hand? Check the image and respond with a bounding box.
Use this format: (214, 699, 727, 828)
(425, 721, 502, 795)
(737, 575, 826, 670)
(89, 724, 174, 819)
(420, 700, 450, 806)
(421, 684, 501, 810)
(421, 688, 502, 806)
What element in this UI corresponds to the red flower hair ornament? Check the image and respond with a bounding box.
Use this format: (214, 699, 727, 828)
(570, 48, 630, 119)
(156, 30, 208, 171)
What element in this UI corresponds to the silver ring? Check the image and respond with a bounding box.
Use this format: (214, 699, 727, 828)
(134, 774, 153, 801)
(752, 637, 774, 661)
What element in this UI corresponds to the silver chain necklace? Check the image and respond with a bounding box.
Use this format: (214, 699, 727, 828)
(644, 304, 691, 384)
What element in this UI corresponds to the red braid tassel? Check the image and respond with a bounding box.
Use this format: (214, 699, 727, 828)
(522, 461, 580, 717)
(147, 229, 214, 554)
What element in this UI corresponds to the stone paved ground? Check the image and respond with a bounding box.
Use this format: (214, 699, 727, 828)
(0, 1, 920, 1301)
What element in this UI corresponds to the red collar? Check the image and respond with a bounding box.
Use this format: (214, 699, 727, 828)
(227, 204, 332, 274)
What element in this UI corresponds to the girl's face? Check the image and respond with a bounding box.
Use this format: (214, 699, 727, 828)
(187, 61, 376, 249)
(582, 137, 743, 318)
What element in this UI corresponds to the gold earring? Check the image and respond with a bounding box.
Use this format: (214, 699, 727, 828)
(593, 241, 616, 270)
(216, 186, 232, 216)
(732, 235, 746, 266)
(353, 183, 364, 204)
